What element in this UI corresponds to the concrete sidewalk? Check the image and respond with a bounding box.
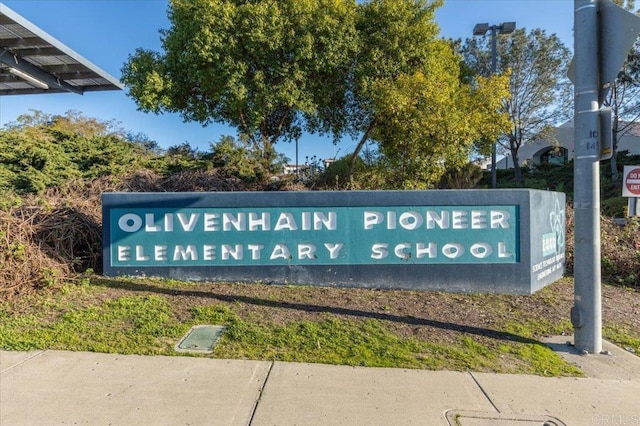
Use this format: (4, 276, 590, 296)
(1, 346, 639, 425)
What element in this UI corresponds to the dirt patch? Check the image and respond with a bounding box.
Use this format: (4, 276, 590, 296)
(84, 277, 639, 348)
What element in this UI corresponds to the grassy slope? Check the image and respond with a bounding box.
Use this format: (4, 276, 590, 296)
(1, 277, 638, 377)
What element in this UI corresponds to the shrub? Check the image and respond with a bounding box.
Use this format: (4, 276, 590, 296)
(600, 217, 640, 287)
(315, 156, 363, 189)
(437, 163, 482, 189)
(566, 205, 640, 289)
(601, 196, 628, 217)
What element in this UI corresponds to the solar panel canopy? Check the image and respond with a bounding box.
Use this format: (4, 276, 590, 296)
(0, 2, 122, 96)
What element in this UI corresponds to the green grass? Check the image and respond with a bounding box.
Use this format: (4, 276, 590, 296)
(605, 324, 640, 355)
(0, 295, 187, 354)
(504, 318, 574, 338)
(1, 294, 563, 373)
(497, 342, 584, 376)
(0, 280, 636, 377)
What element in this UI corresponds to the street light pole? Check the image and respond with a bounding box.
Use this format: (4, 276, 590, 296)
(473, 22, 515, 189)
(572, 0, 602, 355)
(489, 25, 499, 189)
(568, 0, 640, 354)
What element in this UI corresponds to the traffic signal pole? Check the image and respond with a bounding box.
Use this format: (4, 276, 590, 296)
(572, 0, 603, 354)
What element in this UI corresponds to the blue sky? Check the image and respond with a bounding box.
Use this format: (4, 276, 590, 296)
(0, 0, 574, 163)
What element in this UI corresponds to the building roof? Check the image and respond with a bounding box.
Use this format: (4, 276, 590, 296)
(0, 2, 122, 96)
(557, 118, 640, 137)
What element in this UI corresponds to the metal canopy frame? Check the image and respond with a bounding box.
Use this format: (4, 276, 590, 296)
(0, 2, 122, 96)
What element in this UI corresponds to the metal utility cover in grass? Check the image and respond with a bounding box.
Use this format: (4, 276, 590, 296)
(175, 325, 226, 354)
(445, 410, 565, 425)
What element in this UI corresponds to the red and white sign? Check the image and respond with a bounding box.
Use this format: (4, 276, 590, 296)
(623, 166, 640, 197)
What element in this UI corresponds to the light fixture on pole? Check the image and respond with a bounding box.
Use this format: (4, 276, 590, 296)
(473, 21, 515, 189)
(9, 67, 49, 90)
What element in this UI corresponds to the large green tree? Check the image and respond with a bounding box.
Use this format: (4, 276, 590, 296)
(123, 0, 510, 188)
(368, 41, 511, 188)
(344, 0, 510, 186)
(344, 0, 442, 178)
(122, 0, 357, 165)
(462, 28, 572, 181)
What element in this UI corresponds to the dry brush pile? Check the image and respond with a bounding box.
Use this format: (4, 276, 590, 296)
(1, 177, 639, 300)
(564, 205, 640, 287)
(0, 169, 256, 300)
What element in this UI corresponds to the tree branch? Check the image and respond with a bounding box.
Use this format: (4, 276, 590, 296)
(349, 116, 378, 185)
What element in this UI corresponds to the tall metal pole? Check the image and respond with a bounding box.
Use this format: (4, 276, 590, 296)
(473, 22, 514, 187)
(572, 0, 602, 354)
(490, 26, 498, 189)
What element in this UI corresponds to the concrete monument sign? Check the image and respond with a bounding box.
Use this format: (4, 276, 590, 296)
(103, 189, 565, 294)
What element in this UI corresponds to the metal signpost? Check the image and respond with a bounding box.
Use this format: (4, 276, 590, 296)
(572, 0, 640, 354)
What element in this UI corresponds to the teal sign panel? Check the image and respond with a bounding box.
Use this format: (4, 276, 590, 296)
(103, 190, 565, 294)
(110, 205, 519, 267)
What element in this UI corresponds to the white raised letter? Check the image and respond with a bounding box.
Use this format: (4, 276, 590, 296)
(416, 242, 437, 258)
(471, 211, 487, 229)
(274, 212, 298, 231)
(314, 212, 337, 230)
(442, 243, 464, 259)
(135, 245, 150, 261)
(117, 245, 131, 261)
(491, 211, 510, 228)
(399, 211, 423, 230)
(221, 244, 243, 260)
(301, 212, 312, 230)
(394, 243, 411, 259)
(155, 245, 168, 261)
(145, 213, 161, 232)
(371, 243, 389, 259)
(270, 244, 291, 260)
(177, 213, 200, 232)
(203, 245, 216, 260)
(324, 243, 343, 259)
(498, 242, 513, 258)
(249, 212, 270, 231)
(173, 245, 198, 261)
(204, 213, 220, 231)
(386, 211, 397, 230)
(364, 211, 384, 229)
(118, 214, 142, 233)
(470, 243, 493, 259)
(298, 244, 317, 260)
(426, 211, 450, 229)
(247, 244, 264, 260)
(164, 214, 174, 232)
(223, 212, 246, 231)
(451, 210, 469, 229)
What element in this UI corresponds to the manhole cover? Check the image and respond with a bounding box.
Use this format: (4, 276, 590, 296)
(175, 325, 226, 354)
(445, 410, 565, 426)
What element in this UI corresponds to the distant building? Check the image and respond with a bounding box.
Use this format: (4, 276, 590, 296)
(322, 158, 337, 169)
(283, 158, 337, 175)
(496, 120, 640, 169)
(283, 164, 309, 175)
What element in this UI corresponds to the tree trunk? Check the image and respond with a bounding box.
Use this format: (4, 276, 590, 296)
(610, 115, 620, 182)
(348, 117, 378, 186)
(511, 144, 522, 182)
(610, 147, 619, 182)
